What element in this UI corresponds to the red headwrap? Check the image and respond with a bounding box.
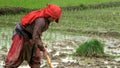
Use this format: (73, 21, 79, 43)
(21, 4, 62, 26)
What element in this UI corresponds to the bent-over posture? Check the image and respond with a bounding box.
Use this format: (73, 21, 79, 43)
(5, 4, 62, 68)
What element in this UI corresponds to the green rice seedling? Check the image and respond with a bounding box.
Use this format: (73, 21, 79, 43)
(75, 38, 105, 57)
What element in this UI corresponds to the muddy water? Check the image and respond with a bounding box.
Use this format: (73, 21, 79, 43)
(0, 33, 120, 68)
(46, 37, 120, 68)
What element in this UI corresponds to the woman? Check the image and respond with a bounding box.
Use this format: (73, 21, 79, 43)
(5, 4, 62, 68)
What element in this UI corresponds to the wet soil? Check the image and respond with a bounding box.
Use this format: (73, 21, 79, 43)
(0, 36, 120, 68)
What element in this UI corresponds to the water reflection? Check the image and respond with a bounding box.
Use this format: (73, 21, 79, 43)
(0, 28, 12, 50)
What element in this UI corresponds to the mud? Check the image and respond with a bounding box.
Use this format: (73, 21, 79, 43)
(0, 36, 120, 68)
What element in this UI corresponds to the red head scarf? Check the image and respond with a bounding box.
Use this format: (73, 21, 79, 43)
(21, 4, 62, 26)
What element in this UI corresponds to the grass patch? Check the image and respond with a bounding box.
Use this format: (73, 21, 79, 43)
(0, 0, 119, 8)
(75, 38, 105, 57)
(73, 38, 120, 58)
(50, 6, 120, 33)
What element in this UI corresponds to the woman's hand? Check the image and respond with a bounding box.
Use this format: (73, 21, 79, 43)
(43, 47, 49, 56)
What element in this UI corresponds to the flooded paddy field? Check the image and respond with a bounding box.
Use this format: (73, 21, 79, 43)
(0, 32, 120, 68)
(0, 5, 120, 68)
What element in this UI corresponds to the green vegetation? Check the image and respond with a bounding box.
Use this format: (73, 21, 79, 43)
(75, 38, 105, 57)
(0, 6, 120, 37)
(50, 6, 120, 36)
(0, 0, 119, 8)
(73, 38, 120, 58)
(0, 1, 120, 49)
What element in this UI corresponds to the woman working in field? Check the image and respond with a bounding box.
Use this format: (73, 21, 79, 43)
(5, 4, 62, 68)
